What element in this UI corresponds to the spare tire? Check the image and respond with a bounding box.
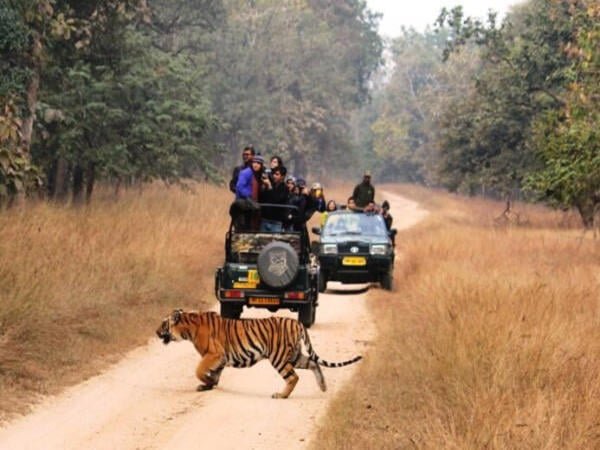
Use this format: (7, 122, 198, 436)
(257, 241, 300, 288)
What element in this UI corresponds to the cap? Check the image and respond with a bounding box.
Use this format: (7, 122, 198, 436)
(252, 155, 264, 164)
(285, 175, 296, 184)
(363, 170, 372, 177)
(296, 178, 307, 188)
(311, 182, 322, 190)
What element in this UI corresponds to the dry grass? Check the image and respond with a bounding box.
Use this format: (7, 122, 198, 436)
(0, 183, 230, 420)
(314, 185, 600, 449)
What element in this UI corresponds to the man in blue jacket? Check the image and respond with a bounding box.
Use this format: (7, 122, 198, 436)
(229, 145, 255, 193)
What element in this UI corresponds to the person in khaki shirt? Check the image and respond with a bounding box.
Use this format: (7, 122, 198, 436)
(352, 170, 375, 208)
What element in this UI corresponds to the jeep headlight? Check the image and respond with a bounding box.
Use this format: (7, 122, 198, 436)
(322, 244, 338, 254)
(370, 244, 388, 255)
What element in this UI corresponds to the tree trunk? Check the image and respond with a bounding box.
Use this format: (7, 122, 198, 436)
(48, 157, 69, 201)
(54, 157, 69, 201)
(72, 164, 85, 205)
(22, 32, 42, 153)
(85, 163, 96, 203)
(576, 197, 598, 229)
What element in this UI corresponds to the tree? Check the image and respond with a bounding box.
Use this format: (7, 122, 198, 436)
(370, 28, 449, 183)
(25, 1, 220, 202)
(526, 1, 600, 227)
(433, 1, 575, 198)
(205, 0, 382, 177)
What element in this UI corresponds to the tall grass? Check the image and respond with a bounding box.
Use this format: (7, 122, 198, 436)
(314, 186, 600, 449)
(0, 184, 230, 419)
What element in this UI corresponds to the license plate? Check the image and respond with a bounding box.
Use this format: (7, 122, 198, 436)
(233, 282, 257, 288)
(249, 297, 280, 306)
(342, 256, 366, 266)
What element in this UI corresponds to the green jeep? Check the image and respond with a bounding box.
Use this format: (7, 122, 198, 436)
(215, 205, 320, 327)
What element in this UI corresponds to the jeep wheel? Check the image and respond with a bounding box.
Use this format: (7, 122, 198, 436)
(298, 301, 316, 328)
(257, 242, 300, 288)
(318, 271, 327, 293)
(220, 302, 242, 319)
(381, 271, 393, 291)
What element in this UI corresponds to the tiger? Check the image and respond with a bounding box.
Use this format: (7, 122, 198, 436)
(156, 309, 362, 399)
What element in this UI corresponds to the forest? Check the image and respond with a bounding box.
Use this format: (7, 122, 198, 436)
(1, 0, 598, 225)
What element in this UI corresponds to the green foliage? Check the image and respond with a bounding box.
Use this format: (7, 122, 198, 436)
(432, 0, 576, 197)
(206, 0, 382, 177)
(34, 23, 220, 192)
(525, 2, 600, 227)
(363, 0, 598, 227)
(0, 101, 41, 202)
(1, 0, 383, 202)
(0, 6, 30, 98)
(370, 29, 448, 183)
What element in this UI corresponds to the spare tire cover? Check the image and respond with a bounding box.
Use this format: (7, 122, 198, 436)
(257, 241, 300, 288)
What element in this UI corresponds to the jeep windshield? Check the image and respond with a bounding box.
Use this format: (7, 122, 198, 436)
(322, 212, 388, 237)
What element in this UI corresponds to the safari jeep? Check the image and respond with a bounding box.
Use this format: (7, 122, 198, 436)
(215, 205, 320, 327)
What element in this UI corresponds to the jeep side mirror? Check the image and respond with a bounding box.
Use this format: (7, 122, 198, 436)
(311, 226, 321, 235)
(389, 228, 397, 237)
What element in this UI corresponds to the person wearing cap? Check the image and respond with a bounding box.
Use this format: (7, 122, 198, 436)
(310, 182, 326, 212)
(285, 175, 296, 193)
(235, 154, 265, 200)
(229, 145, 255, 193)
(234, 154, 267, 230)
(352, 170, 375, 208)
(304, 181, 326, 222)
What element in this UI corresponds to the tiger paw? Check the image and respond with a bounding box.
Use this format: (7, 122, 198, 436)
(197, 384, 214, 392)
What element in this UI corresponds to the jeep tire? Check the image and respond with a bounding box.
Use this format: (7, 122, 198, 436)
(257, 241, 299, 288)
(298, 300, 316, 328)
(220, 302, 242, 319)
(318, 271, 327, 293)
(381, 270, 393, 291)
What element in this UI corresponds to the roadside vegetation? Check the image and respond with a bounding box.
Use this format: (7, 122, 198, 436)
(314, 185, 600, 449)
(0, 184, 229, 420)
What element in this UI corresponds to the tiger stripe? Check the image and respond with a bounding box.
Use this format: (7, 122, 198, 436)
(156, 310, 361, 398)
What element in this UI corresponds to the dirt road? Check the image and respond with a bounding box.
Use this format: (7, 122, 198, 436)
(0, 192, 426, 450)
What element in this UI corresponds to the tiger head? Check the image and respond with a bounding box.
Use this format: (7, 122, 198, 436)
(156, 309, 186, 344)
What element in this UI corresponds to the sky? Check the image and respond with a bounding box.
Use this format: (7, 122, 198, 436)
(366, 0, 524, 37)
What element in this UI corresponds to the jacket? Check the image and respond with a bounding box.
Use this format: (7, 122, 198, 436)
(235, 167, 254, 199)
(259, 181, 289, 222)
(353, 182, 375, 208)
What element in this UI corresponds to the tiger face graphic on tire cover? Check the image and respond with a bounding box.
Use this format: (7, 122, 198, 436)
(156, 310, 361, 398)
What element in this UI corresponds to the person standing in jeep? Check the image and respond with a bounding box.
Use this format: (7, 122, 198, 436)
(235, 155, 267, 230)
(352, 170, 375, 208)
(259, 166, 289, 232)
(229, 145, 255, 193)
